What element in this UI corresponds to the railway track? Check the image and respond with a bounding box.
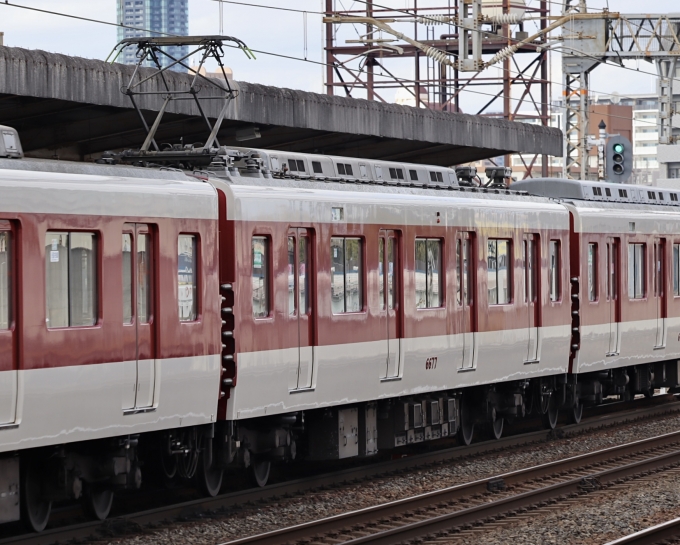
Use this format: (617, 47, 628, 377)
(2, 397, 679, 545)
(606, 518, 680, 545)
(223, 428, 680, 545)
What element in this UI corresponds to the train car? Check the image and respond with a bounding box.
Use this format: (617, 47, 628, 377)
(2, 128, 680, 533)
(514, 178, 680, 417)
(0, 137, 222, 531)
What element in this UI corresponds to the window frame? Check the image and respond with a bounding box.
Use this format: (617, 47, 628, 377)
(0, 224, 13, 331)
(487, 238, 512, 306)
(414, 237, 444, 309)
(252, 235, 272, 319)
(549, 240, 562, 302)
(627, 242, 646, 300)
(45, 230, 100, 329)
(588, 242, 599, 302)
(330, 236, 365, 314)
(178, 233, 200, 323)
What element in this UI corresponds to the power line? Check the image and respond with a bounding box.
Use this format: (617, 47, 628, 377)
(1, 0, 178, 37)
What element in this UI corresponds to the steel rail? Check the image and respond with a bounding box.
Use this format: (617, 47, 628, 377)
(2, 397, 679, 545)
(605, 517, 680, 545)
(224, 424, 680, 545)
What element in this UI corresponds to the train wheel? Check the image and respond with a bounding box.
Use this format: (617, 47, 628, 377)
(251, 459, 271, 488)
(20, 459, 52, 532)
(195, 447, 223, 497)
(82, 485, 114, 521)
(570, 400, 583, 425)
(490, 410, 504, 440)
(541, 393, 559, 430)
(457, 400, 475, 446)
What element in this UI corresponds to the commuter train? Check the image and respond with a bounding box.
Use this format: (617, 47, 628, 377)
(0, 125, 679, 532)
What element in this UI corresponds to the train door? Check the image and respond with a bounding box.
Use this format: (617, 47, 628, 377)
(457, 233, 476, 370)
(380, 230, 401, 379)
(606, 237, 621, 356)
(288, 228, 314, 390)
(654, 238, 667, 348)
(0, 223, 16, 425)
(524, 234, 539, 363)
(122, 224, 156, 411)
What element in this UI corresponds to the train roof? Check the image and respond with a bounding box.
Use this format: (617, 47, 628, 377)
(512, 178, 680, 207)
(0, 158, 217, 219)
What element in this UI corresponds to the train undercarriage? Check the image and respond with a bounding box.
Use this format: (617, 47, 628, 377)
(5, 359, 680, 532)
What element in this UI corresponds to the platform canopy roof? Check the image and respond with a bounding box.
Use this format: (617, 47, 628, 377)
(0, 46, 562, 165)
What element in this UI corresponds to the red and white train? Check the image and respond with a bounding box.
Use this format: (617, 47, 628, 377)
(0, 125, 679, 532)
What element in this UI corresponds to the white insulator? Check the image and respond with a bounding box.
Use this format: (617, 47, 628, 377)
(486, 13, 523, 24)
(424, 46, 450, 64)
(417, 15, 453, 25)
(487, 44, 517, 66)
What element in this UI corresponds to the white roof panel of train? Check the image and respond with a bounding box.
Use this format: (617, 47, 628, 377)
(566, 201, 680, 235)
(0, 168, 217, 220)
(221, 179, 569, 229)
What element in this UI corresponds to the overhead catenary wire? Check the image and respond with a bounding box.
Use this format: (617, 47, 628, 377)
(0, 0, 665, 129)
(213, 0, 674, 108)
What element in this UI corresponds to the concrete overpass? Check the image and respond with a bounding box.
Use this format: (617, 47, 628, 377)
(0, 46, 562, 166)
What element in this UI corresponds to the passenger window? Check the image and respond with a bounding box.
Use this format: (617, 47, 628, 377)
(628, 243, 646, 299)
(297, 160, 305, 172)
(122, 233, 133, 324)
(178, 235, 197, 321)
(0, 232, 11, 330)
(415, 238, 442, 309)
(252, 236, 269, 318)
(288, 159, 297, 172)
(45, 232, 97, 328)
(331, 237, 363, 313)
(549, 240, 561, 302)
(337, 163, 346, 176)
(345, 164, 354, 176)
(588, 243, 598, 301)
(312, 161, 323, 174)
(409, 169, 418, 181)
(488, 239, 511, 305)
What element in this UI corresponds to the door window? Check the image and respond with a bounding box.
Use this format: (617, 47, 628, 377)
(139, 234, 152, 322)
(122, 233, 133, 324)
(588, 243, 598, 301)
(0, 232, 11, 330)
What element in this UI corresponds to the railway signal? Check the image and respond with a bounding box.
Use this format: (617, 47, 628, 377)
(605, 135, 633, 183)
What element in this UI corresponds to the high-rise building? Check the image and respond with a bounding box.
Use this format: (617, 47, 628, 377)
(116, 0, 189, 72)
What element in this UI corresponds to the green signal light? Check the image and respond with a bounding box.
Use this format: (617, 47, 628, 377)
(613, 143, 625, 154)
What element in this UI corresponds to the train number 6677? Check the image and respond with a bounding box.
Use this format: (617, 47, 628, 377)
(425, 357, 438, 370)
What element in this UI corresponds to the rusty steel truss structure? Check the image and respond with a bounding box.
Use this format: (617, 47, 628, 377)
(323, 0, 551, 178)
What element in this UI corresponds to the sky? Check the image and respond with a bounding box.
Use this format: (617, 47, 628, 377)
(0, 0, 675, 113)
